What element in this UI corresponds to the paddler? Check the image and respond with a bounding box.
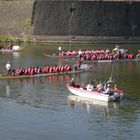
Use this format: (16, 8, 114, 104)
(112, 44, 120, 59)
(78, 49, 83, 59)
(73, 59, 81, 70)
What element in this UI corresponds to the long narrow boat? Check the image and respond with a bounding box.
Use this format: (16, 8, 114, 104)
(65, 58, 140, 63)
(66, 83, 124, 102)
(44, 53, 77, 58)
(0, 69, 88, 80)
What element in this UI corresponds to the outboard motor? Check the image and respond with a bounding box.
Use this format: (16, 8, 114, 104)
(113, 92, 120, 101)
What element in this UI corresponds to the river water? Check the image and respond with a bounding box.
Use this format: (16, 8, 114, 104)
(0, 43, 140, 140)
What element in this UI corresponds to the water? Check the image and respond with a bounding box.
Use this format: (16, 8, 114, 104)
(0, 43, 140, 140)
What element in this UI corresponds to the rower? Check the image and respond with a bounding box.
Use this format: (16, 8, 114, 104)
(78, 49, 83, 59)
(74, 59, 81, 70)
(105, 48, 110, 54)
(112, 44, 120, 58)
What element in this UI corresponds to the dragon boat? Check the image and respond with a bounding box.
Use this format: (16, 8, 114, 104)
(0, 64, 90, 79)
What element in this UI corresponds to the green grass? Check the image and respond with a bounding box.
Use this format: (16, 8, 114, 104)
(0, 34, 22, 43)
(0, 35, 9, 41)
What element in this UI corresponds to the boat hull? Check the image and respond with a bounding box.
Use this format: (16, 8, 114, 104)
(44, 53, 77, 58)
(66, 58, 140, 63)
(0, 69, 87, 79)
(0, 46, 23, 52)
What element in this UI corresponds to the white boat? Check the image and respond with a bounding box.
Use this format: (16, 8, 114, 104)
(66, 83, 124, 102)
(0, 46, 23, 52)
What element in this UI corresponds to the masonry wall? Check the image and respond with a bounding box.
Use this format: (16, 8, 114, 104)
(32, 0, 140, 38)
(1, 0, 140, 42)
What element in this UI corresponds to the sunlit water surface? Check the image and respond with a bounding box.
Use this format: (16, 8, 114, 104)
(0, 43, 140, 140)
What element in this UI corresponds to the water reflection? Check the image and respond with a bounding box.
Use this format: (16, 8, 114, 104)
(67, 95, 120, 115)
(12, 52, 21, 59)
(6, 84, 10, 98)
(0, 75, 72, 108)
(0, 43, 140, 140)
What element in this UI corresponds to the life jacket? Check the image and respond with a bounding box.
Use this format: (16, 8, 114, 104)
(77, 60, 81, 65)
(102, 55, 105, 60)
(61, 66, 64, 72)
(80, 57, 85, 61)
(97, 55, 100, 60)
(105, 49, 110, 54)
(24, 69, 28, 75)
(86, 55, 91, 60)
(64, 65, 68, 71)
(66, 65, 71, 71)
(28, 68, 32, 75)
(49, 67, 53, 73)
(99, 55, 102, 60)
(101, 50, 105, 54)
(30, 68, 35, 75)
(107, 55, 111, 60)
(45, 67, 49, 73)
(128, 54, 133, 59)
(55, 67, 59, 73)
(11, 71, 15, 76)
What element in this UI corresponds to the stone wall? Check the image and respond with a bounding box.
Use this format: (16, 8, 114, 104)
(1, 0, 140, 42)
(31, 0, 140, 42)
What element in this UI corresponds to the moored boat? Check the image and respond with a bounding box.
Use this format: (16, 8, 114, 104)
(66, 82, 124, 102)
(0, 46, 23, 52)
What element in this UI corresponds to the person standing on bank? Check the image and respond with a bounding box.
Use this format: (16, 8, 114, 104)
(6, 61, 11, 75)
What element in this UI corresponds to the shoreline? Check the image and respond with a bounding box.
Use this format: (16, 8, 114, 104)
(1, 36, 140, 44)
